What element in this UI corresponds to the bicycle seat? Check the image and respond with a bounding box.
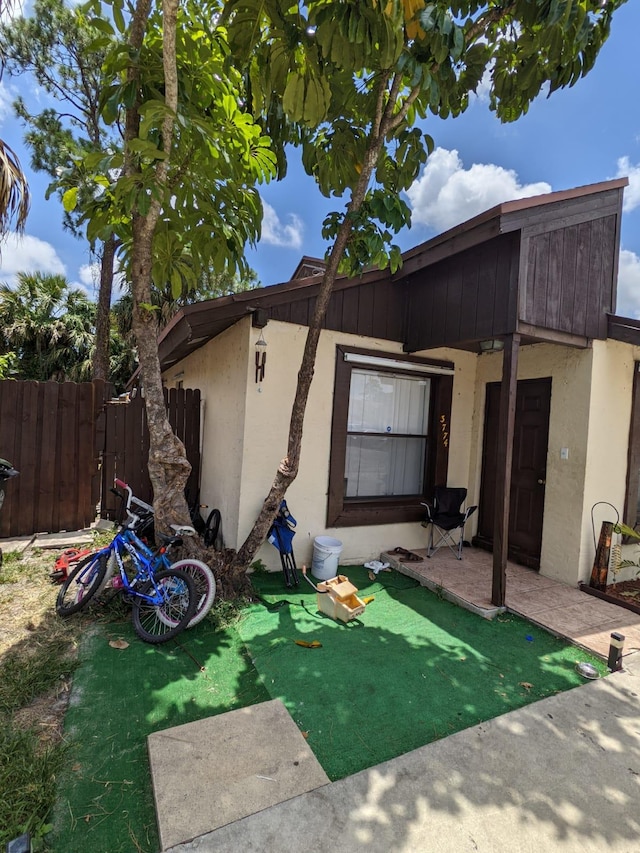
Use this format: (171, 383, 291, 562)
(157, 533, 184, 547)
(171, 524, 196, 536)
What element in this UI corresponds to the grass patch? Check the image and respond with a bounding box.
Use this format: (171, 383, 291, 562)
(0, 723, 69, 849)
(0, 546, 87, 849)
(0, 641, 78, 716)
(0, 550, 26, 583)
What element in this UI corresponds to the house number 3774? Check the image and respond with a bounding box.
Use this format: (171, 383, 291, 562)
(440, 414, 449, 448)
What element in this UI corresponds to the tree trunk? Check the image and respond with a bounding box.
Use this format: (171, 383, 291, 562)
(124, 0, 193, 536)
(92, 235, 117, 381)
(231, 75, 398, 579)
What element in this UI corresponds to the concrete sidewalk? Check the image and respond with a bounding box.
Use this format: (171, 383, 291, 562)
(166, 652, 640, 853)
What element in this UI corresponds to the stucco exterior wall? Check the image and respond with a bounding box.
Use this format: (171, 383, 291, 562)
(163, 320, 250, 546)
(586, 340, 640, 584)
(470, 340, 640, 586)
(166, 318, 478, 571)
(238, 322, 478, 570)
(164, 318, 639, 586)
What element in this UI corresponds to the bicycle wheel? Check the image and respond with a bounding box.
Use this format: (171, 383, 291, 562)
(168, 559, 216, 626)
(56, 553, 108, 616)
(131, 568, 196, 644)
(202, 508, 221, 548)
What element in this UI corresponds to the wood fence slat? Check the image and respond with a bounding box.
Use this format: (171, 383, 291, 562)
(76, 382, 95, 528)
(18, 382, 40, 534)
(0, 381, 20, 537)
(36, 381, 59, 534)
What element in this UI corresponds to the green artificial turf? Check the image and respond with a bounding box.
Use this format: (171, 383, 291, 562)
(50, 617, 270, 853)
(50, 566, 608, 851)
(239, 566, 609, 781)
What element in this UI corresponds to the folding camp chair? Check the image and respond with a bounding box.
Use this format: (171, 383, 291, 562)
(267, 500, 300, 587)
(421, 487, 477, 560)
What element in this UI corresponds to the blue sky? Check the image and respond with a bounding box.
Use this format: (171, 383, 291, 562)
(1, 1, 639, 316)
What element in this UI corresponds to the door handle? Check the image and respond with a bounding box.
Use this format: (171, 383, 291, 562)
(537, 478, 546, 485)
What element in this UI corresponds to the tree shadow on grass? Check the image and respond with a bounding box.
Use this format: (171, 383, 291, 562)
(211, 566, 640, 852)
(48, 607, 270, 853)
(49, 566, 639, 853)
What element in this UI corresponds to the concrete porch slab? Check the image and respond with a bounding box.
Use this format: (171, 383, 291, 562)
(31, 530, 96, 548)
(0, 534, 35, 555)
(382, 550, 505, 620)
(147, 698, 330, 851)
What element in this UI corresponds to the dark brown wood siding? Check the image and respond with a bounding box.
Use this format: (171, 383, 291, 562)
(403, 233, 520, 352)
(520, 215, 618, 339)
(269, 277, 406, 342)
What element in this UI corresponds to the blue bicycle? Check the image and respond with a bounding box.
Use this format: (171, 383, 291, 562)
(56, 480, 216, 638)
(56, 531, 196, 643)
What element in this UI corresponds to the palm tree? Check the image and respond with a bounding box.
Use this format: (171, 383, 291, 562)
(0, 141, 29, 238)
(0, 0, 30, 239)
(0, 1, 30, 240)
(0, 271, 95, 381)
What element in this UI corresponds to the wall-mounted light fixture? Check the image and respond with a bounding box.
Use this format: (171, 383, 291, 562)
(479, 339, 505, 353)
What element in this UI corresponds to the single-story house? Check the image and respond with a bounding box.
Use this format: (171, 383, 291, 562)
(158, 177, 640, 599)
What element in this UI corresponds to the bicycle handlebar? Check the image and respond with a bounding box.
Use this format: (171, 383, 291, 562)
(113, 478, 154, 528)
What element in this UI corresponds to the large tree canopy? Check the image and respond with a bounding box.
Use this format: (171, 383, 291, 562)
(71, 0, 624, 593)
(222, 0, 626, 570)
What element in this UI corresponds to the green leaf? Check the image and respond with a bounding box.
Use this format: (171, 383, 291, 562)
(62, 187, 78, 212)
(614, 522, 640, 540)
(88, 16, 114, 35)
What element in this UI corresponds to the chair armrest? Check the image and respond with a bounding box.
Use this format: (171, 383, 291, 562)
(463, 505, 478, 522)
(420, 501, 435, 523)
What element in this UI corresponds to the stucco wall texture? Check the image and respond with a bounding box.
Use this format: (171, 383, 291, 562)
(164, 318, 640, 585)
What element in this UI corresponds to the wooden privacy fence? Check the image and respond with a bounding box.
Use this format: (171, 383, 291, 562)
(100, 387, 201, 522)
(0, 379, 110, 538)
(0, 380, 201, 538)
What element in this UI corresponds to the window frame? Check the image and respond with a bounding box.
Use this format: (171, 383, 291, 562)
(327, 345, 454, 528)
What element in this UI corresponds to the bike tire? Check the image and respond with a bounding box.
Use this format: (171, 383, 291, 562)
(56, 553, 108, 617)
(131, 568, 196, 644)
(202, 508, 221, 548)
(167, 559, 216, 626)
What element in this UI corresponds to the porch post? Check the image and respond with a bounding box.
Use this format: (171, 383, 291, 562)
(492, 333, 520, 607)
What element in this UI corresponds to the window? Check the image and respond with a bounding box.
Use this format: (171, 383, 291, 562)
(327, 346, 454, 527)
(346, 370, 430, 497)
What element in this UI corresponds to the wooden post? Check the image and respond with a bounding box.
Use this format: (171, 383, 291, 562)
(590, 521, 613, 590)
(492, 334, 520, 607)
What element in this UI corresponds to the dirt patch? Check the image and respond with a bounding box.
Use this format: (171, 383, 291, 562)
(0, 548, 83, 747)
(604, 578, 640, 609)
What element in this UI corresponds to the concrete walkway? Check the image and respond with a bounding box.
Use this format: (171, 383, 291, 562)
(165, 652, 640, 853)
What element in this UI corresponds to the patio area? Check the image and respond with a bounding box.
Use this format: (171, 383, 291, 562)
(382, 544, 640, 660)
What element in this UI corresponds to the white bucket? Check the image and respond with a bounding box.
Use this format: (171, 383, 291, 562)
(311, 536, 343, 580)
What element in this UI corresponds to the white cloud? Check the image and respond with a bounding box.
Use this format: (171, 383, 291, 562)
(0, 232, 66, 287)
(260, 200, 303, 249)
(0, 81, 16, 125)
(71, 258, 126, 302)
(78, 262, 99, 289)
(406, 147, 552, 233)
(473, 68, 492, 103)
(616, 249, 640, 320)
(616, 156, 640, 213)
